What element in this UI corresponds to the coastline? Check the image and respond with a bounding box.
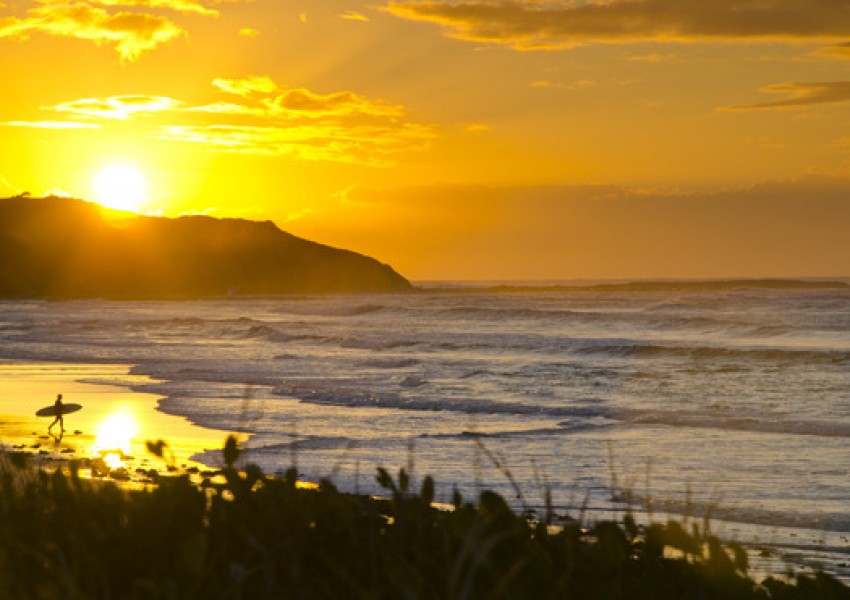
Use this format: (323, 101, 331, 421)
(1, 358, 848, 584)
(0, 360, 236, 476)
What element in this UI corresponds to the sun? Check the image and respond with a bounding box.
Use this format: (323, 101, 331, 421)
(93, 163, 148, 212)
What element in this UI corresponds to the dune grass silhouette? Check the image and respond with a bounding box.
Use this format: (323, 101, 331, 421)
(0, 437, 847, 599)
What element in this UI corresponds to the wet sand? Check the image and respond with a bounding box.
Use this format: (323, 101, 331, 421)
(0, 360, 236, 475)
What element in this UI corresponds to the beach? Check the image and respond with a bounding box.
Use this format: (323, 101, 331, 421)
(0, 361, 235, 476)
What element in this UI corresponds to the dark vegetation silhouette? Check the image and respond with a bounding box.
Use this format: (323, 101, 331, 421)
(0, 195, 411, 298)
(0, 438, 847, 599)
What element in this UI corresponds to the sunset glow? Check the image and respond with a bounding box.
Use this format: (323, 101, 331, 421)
(92, 410, 138, 469)
(1, 2, 849, 586)
(1, 0, 848, 280)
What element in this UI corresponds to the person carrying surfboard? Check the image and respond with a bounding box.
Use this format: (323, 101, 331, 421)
(36, 396, 81, 433)
(48, 394, 65, 434)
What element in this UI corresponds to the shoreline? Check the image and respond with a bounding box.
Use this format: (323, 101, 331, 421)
(0, 360, 237, 479)
(2, 358, 848, 584)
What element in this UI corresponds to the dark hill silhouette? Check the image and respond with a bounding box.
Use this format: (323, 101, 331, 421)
(0, 195, 411, 298)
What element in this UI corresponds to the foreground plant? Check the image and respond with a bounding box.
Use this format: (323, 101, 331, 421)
(0, 441, 847, 599)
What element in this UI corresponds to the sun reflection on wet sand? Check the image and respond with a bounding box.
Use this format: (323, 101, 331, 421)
(91, 410, 137, 470)
(0, 362, 239, 483)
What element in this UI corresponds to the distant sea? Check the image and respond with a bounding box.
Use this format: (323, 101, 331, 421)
(1, 280, 848, 578)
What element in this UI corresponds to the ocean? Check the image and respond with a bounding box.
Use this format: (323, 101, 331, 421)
(1, 283, 848, 579)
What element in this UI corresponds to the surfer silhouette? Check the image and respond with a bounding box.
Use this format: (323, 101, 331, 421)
(48, 394, 65, 434)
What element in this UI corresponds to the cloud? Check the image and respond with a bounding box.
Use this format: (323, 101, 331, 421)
(64, 0, 219, 16)
(187, 101, 265, 115)
(263, 88, 404, 119)
(213, 76, 404, 118)
(627, 52, 678, 62)
(724, 81, 850, 110)
(386, 0, 850, 50)
(0, 2, 185, 61)
(530, 78, 595, 90)
(815, 42, 850, 58)
(154, 122, 434, 166)
(339, 11, 369, 22)
(326, 177, 850, 279)
(2, 120, 102, 129)
(238, 27, 259, 37)
(31, 76, 434, 166)
(52, 94, 182, 119)
(213, 76, 278, 98)
(157, 78, 432, 164)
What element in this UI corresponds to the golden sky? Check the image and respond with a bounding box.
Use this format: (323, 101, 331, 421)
(2, 0, 849, 281)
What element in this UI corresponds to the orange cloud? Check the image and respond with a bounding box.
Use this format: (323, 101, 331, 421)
(213, 76, 278, 98)
(213, 76, 404, 118)
(158, 78, 432, 164)
(323, 177, 850, 280)
(627, 52, 678, 62)
(188, 101, 265, 115)
(386, 0, 850, 50)
(155, 121, 433, 166)
(31, 77, 434, 166)
(52, 95, 182, 119)
(264, 88, 404, 119)
(0, 2, 185, 61)
(815, 42, 850, 58)
(68, 0, 219, 16)
(724, 81, 850, 110)
(339, 11, 369, 22)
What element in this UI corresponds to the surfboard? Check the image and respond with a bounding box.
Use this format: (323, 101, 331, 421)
(35, 403, 82, 417)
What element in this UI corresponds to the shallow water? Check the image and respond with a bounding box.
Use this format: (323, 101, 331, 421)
(1, 285, 848, 578)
